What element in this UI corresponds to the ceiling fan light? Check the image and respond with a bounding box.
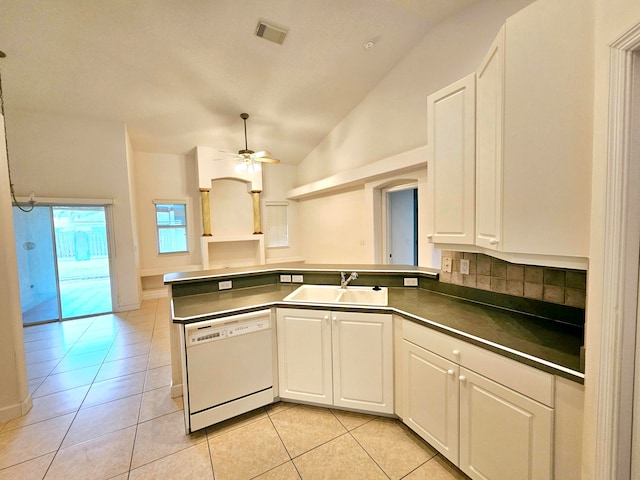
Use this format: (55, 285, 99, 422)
(235, 160, 247, 173)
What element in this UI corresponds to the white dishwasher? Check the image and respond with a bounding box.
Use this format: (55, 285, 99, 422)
(182, 309, 274, 432)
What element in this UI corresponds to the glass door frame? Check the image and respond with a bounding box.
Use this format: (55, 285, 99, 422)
(13, 197, 116, 324)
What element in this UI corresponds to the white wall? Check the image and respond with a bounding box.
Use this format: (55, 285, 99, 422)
(133, 154, 302, 274)
(133, 151, 201, 275)
(6, 110, 140, 311)
(296, 0, 535, 185)
(262, 163, 302, 263)
(298, 186, 368, 264)
(124, 128, 143, 303)
(210, 178, 254, 235)
(294, 0, 534, 267)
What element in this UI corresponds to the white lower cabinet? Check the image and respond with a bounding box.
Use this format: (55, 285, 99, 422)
(459, 367, 553, 480)
(402, 320, 553, 480)
(404, 340, 460, 463)
(277, 308, 393, 414)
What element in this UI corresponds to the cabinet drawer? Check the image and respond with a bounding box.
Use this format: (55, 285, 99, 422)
(403, 319, 554, 407)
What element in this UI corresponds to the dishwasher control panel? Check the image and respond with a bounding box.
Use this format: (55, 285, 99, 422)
(187, 316, 271, 347)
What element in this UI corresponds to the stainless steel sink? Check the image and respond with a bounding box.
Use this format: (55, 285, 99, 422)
(283, 285, 388, 306)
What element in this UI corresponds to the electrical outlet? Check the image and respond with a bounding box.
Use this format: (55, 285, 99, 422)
(292, 274, 304, 283)
(280, 274, 292, 283)
(403, 277, 418, 287)
(218, 280, 232, 290)
(460, 259, 470, 275)
(442, 257, 452, 273)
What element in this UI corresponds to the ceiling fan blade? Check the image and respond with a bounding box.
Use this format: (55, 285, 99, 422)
(255, 157, 281, 164)
(250, 150, 271, 159)
(211, 149, 240, 160)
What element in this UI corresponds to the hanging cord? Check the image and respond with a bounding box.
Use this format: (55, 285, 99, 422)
(0, 51, 34, 213)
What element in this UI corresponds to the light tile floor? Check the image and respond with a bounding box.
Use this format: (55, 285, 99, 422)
(1, 298, 469, 480)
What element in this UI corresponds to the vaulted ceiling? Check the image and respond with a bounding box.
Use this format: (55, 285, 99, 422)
(0, 0, 479, 164)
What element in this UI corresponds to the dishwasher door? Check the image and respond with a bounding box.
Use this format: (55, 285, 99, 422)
(184, 309, 274, 430)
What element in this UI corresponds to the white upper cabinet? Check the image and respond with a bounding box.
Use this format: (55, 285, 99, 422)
(475, 27, 505, 251)
(427, 73, 476, 245)
(431, 0, 591, 268)
(476, 0, 592, 263)
(499, 0, 592, 260)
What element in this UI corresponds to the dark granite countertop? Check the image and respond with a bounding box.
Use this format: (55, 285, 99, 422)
(164, 263, 440, 283)
(170, 283, 584, 383)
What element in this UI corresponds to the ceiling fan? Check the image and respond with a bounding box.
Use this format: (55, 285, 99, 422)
(221, 113, 280, 173)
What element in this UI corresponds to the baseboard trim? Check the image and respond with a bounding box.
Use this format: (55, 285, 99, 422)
(171, 383, 183, 399)
(142, 287, 169, 300)
(0, 394, 32, 422)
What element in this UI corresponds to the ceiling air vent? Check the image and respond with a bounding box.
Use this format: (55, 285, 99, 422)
(256, 21, 288, 45)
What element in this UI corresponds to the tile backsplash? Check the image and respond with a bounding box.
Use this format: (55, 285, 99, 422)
(438, 251, 587, 309)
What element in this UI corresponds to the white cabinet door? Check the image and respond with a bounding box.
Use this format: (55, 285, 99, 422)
(459, 367, 553, 480)
(332, 311, 393, 414)
(475, 26, 504, 251)
(276, 308, 333, 405)
(427, 73, 476, 245)
(403, 340, 459, 464)
(500, 0, 591, 258)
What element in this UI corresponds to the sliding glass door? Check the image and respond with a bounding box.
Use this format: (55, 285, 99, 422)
(13, 204, 113, 324)
(13, 206, 59, 324)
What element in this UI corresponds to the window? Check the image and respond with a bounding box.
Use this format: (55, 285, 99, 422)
(265, 202, 288, 248)
(154, 201, 188, 254)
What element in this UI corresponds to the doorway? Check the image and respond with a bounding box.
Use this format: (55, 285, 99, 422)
(13, 204, 114, 325)
(385, 186, 418, 266)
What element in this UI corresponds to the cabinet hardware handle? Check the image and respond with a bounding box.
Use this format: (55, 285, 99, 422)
(323, 315, 329, 320)
(447, 369, 455, 376)
(459, 375, 466, 382)
(489, 239, 499, 245)
(452, 349, 460, 356)
(427, 234, 433, 240)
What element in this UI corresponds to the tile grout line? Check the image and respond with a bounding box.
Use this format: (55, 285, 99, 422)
(8, 306, 158, 477)
(331, 410, 392, 480)
(263, 405, 302, 478)
(37, 314, 107, 479)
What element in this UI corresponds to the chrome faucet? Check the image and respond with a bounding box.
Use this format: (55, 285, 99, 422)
(340, 271, 358, 289)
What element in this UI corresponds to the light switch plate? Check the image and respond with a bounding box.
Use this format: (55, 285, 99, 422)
(280, 275, 292, 283)
(292, 274, 304, 283)
(442, 257, 452, 273)
(403, 277, 418, 287)
(218, 280, 232, 290)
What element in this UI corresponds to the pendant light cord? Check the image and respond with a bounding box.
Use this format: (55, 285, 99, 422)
(0, 52, 34, 213)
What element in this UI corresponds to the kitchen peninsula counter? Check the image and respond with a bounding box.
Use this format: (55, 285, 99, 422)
(166, 264, 584, 383)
